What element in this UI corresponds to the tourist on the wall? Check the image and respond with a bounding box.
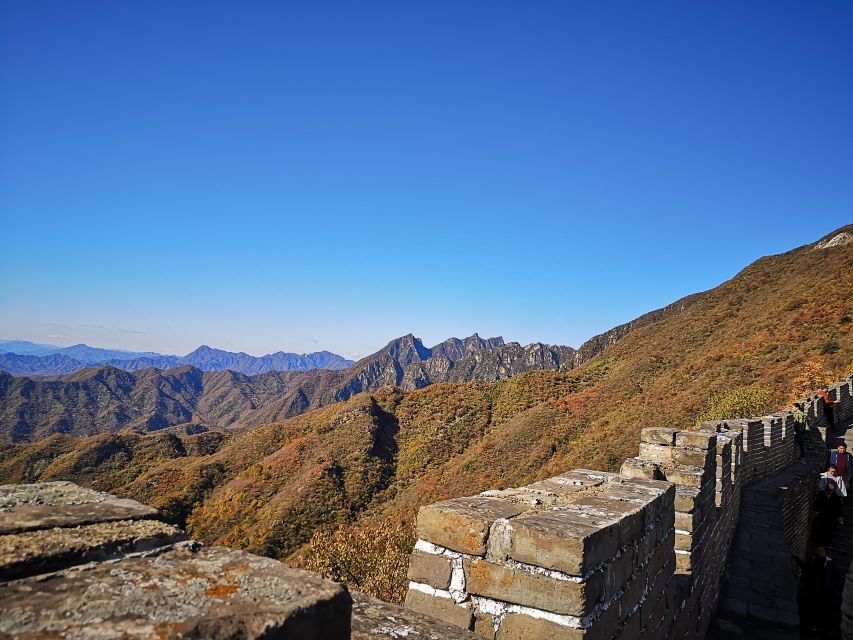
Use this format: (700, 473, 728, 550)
(792, 402, 808, 461)
(813, 479, 843, 546)
(795, 545, 841, 633)
(826, 443, 852, 488)
(818, 464, 847, 499)
(819, 386, 837, 430)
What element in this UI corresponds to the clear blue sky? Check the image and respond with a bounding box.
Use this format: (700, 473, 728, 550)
(1, 1, 851, 359)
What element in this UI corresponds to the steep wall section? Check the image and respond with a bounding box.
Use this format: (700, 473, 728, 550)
(404, 375, 853, 639)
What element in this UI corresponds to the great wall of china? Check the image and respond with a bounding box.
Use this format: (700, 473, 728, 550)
(1, 375, 851, 638)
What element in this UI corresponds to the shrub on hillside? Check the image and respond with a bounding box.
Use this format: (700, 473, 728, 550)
(303, 520, 415, 604)
(787, 361, 837, 404)
(695, 385, 772, 424)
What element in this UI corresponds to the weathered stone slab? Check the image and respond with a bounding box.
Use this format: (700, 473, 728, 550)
(0, 543, 351, 639)
(672, 447, 714, 468)
(508, 508, 619, 576)
(663, 465, 707, 488)
(638, 442, 674, 464)
(567, 495, 646, 546)
(0, 482, 159, 535)
(525, 469, 614, 496)
(407, 549, 453, 589)
(464, 557, 602, 616)
(479, 487, 563, 506)
(497, 614, 584, 640)
(404, 588, 473, 630)
(620, 457, 663, 480)
(641, 428, 679, 446)
(417, 497, 528, 555)
(674, 486, 701, 512)
(675, 431, 717, 450)
(0, 518, 186, 581)
(351, 591, 478, 639)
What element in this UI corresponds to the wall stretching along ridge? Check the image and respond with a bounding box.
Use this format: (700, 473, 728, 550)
(404, 376, 853, 639)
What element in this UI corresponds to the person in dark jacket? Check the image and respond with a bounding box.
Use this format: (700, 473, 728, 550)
(813, 479, 843, 546)
(826, 443, 853, 487)
(796, 546, 841, 633)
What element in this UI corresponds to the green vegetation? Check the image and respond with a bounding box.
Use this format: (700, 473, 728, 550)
(695, 385, 773, 424)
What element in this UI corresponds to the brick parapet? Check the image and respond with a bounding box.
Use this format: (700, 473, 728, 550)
(405, 374, 853, 639)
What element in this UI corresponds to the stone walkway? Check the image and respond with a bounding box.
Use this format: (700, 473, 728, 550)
(711, 414, 853, 639)
(712, 456, 820, 639)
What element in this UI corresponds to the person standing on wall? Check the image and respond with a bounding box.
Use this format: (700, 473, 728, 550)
(792, 402, 808, 461)
(813, 479, 843, 546)
(827, 443, 853, 489)
(819, 386, 837, 430)
(819, 464, 847, 500)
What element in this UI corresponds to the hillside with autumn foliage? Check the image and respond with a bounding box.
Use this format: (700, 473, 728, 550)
(1, 225, 851, 602)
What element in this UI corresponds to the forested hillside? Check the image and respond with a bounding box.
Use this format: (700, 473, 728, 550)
(1, 226, 851, 603)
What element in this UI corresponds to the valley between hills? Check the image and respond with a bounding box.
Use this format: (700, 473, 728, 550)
(1, 225, 851, 603)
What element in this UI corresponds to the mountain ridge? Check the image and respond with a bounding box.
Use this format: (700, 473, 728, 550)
(0, 332, 582, 442)
(0, 342, 354, 377)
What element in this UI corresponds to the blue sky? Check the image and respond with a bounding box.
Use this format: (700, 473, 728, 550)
(1, 1, 851, 359)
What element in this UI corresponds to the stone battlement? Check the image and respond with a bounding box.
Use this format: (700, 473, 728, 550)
(0, 482, 478, 639)
(405, 375, 853, 638)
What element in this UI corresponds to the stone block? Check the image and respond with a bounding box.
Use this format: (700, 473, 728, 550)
(0, 518, 186, 581)
(417, 497, 528, 555)
(620, 457, 663, 480)
(568, 495, 646, 546)
(473, 609, 497, 639)
(619, 574, 645, 623)
(672, 447, 714, 468)
(673, 486, 701, 513)
(607, 547, 635, 597)
(675, 530, 696, 551)
(699, 421, 723, 433)
(638, 442, 674, 464)
(528, 469, 616, 491)
(675, 549, 699, 572)
(675, 431, 717, 450)
(405, 588, 473, 630)
(508, 508, 619, 576)
(407, 550, 453, 590)
(0, 544, 352, 639)
(674, 508, 703, 533)
(641, 428, 679, 445)
(478, 487, 561, 506)
(464, 558, 601, 616)
(497, 614, 583, 640)
(0, 482, 159, 535)
(351, 592, 477, 639)
(663, 466, 707, 488)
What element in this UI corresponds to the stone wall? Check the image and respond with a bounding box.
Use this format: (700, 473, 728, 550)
(404, 375, 853, 639)
(0, 482, 479, 639)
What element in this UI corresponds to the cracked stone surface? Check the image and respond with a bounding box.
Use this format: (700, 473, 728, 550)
(0, 481, 159, 534)
(0, 543, 351, 639)
(0, 518, 187, 581)
(351, 591, 477, 639)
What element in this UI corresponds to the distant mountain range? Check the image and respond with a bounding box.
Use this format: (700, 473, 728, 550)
(0, 333, 581, 442)
(0, 341, 354, 377)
